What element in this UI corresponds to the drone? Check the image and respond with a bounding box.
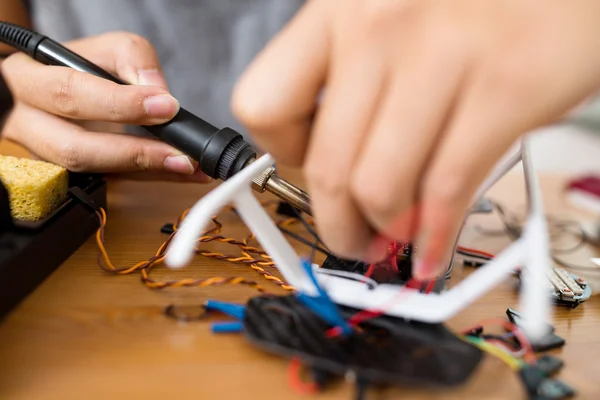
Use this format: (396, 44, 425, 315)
(165, 138, 552, 342)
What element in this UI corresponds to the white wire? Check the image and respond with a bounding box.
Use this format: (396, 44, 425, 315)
(315, 267, 379, 289)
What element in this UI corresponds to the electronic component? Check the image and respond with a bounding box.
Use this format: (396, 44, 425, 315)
(529, 333, 566, 353)
(547, 267, 590, 307)
(519, 365, 547, 396)
(549, 268, 583, 297)
(506, 308, 565, 352)
(506, 308, 555, 335)
(0, 21, 311, 216)
(320, 244, 414, 284)
(517, 267, 591, 307)
(160, 223, 175, 235)
(537, 379, 576, 399)
(535, 355, 564, 376)
(518, 366, 576, 400)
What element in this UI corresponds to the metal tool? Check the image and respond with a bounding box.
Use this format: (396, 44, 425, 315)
(0, 21, 311, 215)
(251, 164, 311, 215)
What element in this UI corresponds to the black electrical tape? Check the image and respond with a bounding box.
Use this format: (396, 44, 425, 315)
(242, 295, 483, 388)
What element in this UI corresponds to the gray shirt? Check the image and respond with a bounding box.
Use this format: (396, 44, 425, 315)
(27, 0, 305, 138)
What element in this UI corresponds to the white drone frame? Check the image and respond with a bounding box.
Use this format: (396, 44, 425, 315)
(165, 138, 551, 340)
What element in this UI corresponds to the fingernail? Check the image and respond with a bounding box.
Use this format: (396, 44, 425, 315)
(165, 155, 196, 174)
(413, 257, 441, 281)
(144, 95, 180, 119)
(413, 230, 450, 281)
(138, 69, 168, 88)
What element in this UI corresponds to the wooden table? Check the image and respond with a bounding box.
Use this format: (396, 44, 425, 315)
(1, 140, 599, 400)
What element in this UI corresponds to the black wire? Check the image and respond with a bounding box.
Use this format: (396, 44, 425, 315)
(456, 249, 492, 261)
(310, 235, 319, 266)
(478, 200, 600, 273)
(291, 206, 331, 252)
(278, 226, 330, 256)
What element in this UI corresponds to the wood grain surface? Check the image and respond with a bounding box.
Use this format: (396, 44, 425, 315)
(1, 140, 599, 400)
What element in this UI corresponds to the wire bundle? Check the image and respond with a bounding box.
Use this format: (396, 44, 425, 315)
(93, 203, 312, 292)
(472, 200, 599, 273)
(92, 200, 565, 398)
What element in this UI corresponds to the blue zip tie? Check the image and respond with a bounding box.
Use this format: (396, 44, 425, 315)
(211, 321, 243, 334)
(296, 259, 353, 335)
(205, 300, 246, 320)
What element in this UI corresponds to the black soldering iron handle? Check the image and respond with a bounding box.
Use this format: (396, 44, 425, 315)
(0, 21, 256, 180)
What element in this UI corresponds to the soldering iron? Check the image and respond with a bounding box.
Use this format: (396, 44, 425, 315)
(0, 21, 311, 215)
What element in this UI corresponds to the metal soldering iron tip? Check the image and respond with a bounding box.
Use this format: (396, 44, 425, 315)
(265, 174, 312, 216)
(247, 159, 312, 215)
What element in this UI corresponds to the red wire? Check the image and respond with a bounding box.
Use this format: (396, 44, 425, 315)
(424, 280, 435, 294)
(288, 357, 319, 394)
(457, 246, 495, 259)
(485, 338, 521, 354)
(364, 263, 376, 279)
(346, 277, 420, 327)
(326, 242, 435, 337)
(389, 241, 399, 272)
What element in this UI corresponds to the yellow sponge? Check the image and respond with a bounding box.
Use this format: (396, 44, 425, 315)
(0, 155, 68, 221)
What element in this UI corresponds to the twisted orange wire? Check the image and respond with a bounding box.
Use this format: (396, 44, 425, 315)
(94, 202, 305, 293)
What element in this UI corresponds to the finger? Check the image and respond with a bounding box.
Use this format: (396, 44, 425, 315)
(412, 62, 542, 281)
(26, 152, 210, 182)
(302, 36, 390, 260)
(231, 1, 330, 166)
(2, 54, 179, 124)
(65, 31, 169, 88)
(107, 170, 212, 183)
(4, 103, 203, 176)
(350, 36, 467, 245)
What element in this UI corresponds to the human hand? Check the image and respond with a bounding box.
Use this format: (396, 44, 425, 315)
(232, 0, 600, 280)
(1, 31, 210, 182)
